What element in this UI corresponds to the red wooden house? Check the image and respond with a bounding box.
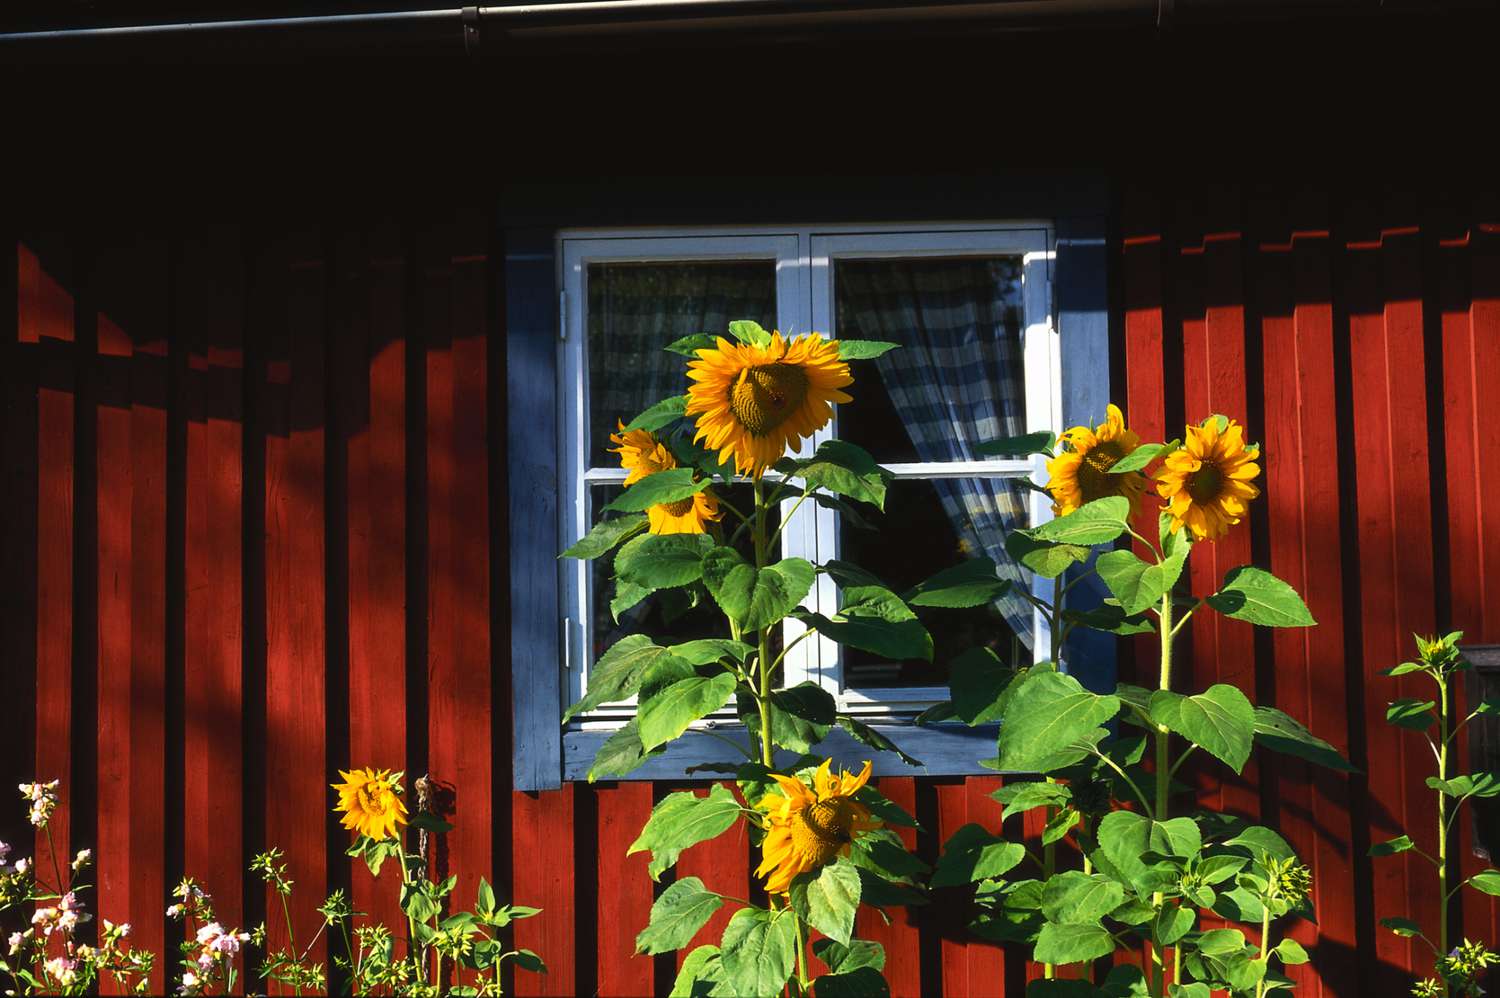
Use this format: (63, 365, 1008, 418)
(4, 2, 1500, 993)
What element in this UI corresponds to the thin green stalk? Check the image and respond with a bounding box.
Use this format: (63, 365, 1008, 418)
(279, 890, 300, 996)
(793, 906, 810, 993)
(1042, 578, 1067, 981)
(1254, 905, 1273, 998)
(753, 476, 775, 769)
(397, 835, 426, 987)
(1151, 591, 1176, 998)
(1437, 672, 1451, 994)
(42, 824, 66, 897)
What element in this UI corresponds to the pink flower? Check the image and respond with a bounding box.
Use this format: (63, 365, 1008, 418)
(44, 956, 78, 986)
(7, 931, 23, 955)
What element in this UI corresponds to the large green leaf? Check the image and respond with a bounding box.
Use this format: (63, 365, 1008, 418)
(992, 780, 1072, 821)
(949, 647, 1021, 726)
(1005, 530, 1090, 579)
(1040, 871, 1124, 925)
(1148, 684, 1256, 773)
(561, 514, 648, 560)
(1063, 604, 1156, 636)
(1095, 811, 1200, 894)
(719, 908, 797, 998)
(603, 467, 710, 513)
(669, 945, 728, 998)
(847, 828, 930, 881)
(807, 585, 932, 662)
(738, 685, 834, 754)
(610, 580, 654, 622)
(905, 557, 1011, 608)
(1386, 698, 1437, 730)
(586, 718, 661, 782)
(628, 784, 744, 880)
(837, 339, 900, 360)
(813, 969, 890, 998)
(931, 823, 1026, 887)
(1252, 707, 1357, 773)
(728, 320, 773, 347)
(669, 638, 754, 666)
(777, 439, 890, 509)
(1030, 496, 1132, 545)
(1206, 566, 1315, 627)
(996, 670, 1121, 772)
(1109, 442, 1170, 475)
(1097, 544, 1189, 617)
(666, 334, 720, 357)
(700, 548, 816, 631)
(639, 673, 739, 750)
(615, 532, 714, 588)
(1469, 870, 1500, 896)
(812, 939, 885, 975)
(976, 431, 1057, 457)
(564, 635, 688, 723)
(625, 394, 689, 432)
(791, 859, 862, 946)
(836, 716, 923, 766)
(635, 878, 724, 955)
(1034, 922, 1114, 965)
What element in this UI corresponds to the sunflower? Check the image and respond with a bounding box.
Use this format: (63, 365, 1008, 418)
(1154, 416, 1262, 541)
(1043, 403, 1148, 517)
(647, 490, 721, 535)
(331, 768, 408, 841)
(609, 421, 677, 485)
(755, 759, 879, 894)
(685, 332, 853, 477)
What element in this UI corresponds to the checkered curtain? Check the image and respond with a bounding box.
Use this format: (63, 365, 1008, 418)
(585, 261, 776, 466)
(835, 257, 1037, 647)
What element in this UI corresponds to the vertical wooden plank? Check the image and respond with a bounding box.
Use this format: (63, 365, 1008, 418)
(594, 783, 655, 997)
(1255, 199, 1357, 996)
(345, 227, 407, 937)
(1346, 203, 1437, 984)
(182, 230, 245, 935)
(426, 237, 493, 911)
(857, 777, 920, 997)
(21, 242, 75, 881)
(263, 237, 328, 968)
(934, 778, 1007, 996)
(674, 783, 749, 968)
(512, 787, 577, 997)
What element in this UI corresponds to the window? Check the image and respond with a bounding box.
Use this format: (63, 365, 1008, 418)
(558, 224, 1059, 740)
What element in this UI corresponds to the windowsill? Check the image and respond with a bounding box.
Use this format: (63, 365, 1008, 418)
(560, 721, 1003, 782)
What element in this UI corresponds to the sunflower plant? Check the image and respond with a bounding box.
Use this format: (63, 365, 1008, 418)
(564, 320, 963, 997)
(922, 409, 1357, 998)
(1370, 632, 1500, 998)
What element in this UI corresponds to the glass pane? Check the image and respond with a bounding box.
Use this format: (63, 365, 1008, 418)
(586, 261, 777, 468)
(586, 482, 781, 679)
(833, 256, 1027, 465)
(838, 477, 1033, 689)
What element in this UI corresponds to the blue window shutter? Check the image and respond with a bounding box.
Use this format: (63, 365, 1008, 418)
(507, 233, 563, 792)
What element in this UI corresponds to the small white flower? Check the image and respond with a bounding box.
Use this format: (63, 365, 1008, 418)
(6, 931, 22, 955)
(14, 858, 29, 875)
(71, 848, 91, 870)
(0, 841, 10, 862)
(166, 904, 183, 918)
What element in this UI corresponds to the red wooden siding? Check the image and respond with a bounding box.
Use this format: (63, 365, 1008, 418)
(3, 186, 1499, 996)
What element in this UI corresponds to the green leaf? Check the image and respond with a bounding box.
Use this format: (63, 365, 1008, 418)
(1275, 938, 1310, 965)
(1148, 684, 1257, 773)
(836, 716, 923, 766)
(813, 968, 891, 998)
(1386, 698, 1437, 730)
(847, 828, 930, 880)
(777, 439, 890, 509)
(1427, 773, 1500, 799)
(1005, 531, 1091, 579)
(976, 431, 1057, 458)
(1197, 927, 1248, 956)
(728, 320, 773, 347)
(1379, 916, 1424, 938)
(931, 823, 1026, 887)
(628, 784, 744, 880)
(509, 949, 547, 974)
(1030, 496, 1132, 545)
(1042, 808, 1081, 846)
(670, 945, 727, 998)
(604, 467, 710, 514)
(666, 334, 720, 357)
(852, 786, 921, 829)
(949, 647, 1021, 726)
(1169, 986, 1211, 998)
(1097, 965, 1151, 998)
(1097, 544, 1189, 617)
(626, 395, 689, 432)
(1064, 604, 1157, 636)
(1153, 904, 1195, 946)
(905, 557, 1010, 608)
(1109, 442, 1169, 474)
(564, 635, 689, 723)
(410, 812, 455, 834)
(639, 674, 738, 750)
(1224, 825, 1295, 862)
(701, 548, 816, 631)
(562, 514, 648, 560)
(812, 939, 885, 975)
(741, 686, 833, 754)
(1040, 871, 1124, 925)
(669, 638, 754, 666)
(1034, 922, 1114, 965)
(610, 580, 654, 622)
(586, 718, 660, 782)
(1206, 566, 1315, 628)
(1469, 870, 1500, 896)
(771, 682, 837, 725)
(1096, 811, 1199, 894)
(615, 532, 714, 588)
(992, 780, 1072, 821)
(719, 907, 797, 998)
(996, 670, 1121, 772)
(1252, 707, 1358, 773)
(807, 586, 932, 662)
(813, 493, 881, 531)
(837, 339, 900, 360)
(791, 859, 862, 946)
(635, 878, 724, 955)
(1369, 835, 1414, 857)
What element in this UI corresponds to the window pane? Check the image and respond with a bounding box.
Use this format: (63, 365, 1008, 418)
(586, 261, 777, 468)
(586, 482, 780, 679)
(838, 477, 1033, 688)
(833, 256, 1027, 465)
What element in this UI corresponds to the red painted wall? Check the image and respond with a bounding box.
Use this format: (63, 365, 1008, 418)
(3, 185, 1499, 995)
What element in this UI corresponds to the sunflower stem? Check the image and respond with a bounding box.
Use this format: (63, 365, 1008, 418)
(793, 905, 811, 992)
(1151, 590, 1176, 998)
(753, 475, 774, 768)
(397, 830, 426, 987)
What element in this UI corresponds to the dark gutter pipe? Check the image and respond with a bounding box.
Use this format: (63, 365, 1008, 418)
(0, 0, 1476, 50)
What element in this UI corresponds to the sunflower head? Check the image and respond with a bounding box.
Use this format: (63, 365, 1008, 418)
(609, 421, 678, 485)
(647, 489, 721, 535)
(331, 768, 408, 841)
(685, 332, 853, 478)
(1043, 404, 1148, 517)
(755, 759, 879, 894)
(1154, 415, 1262, 541)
